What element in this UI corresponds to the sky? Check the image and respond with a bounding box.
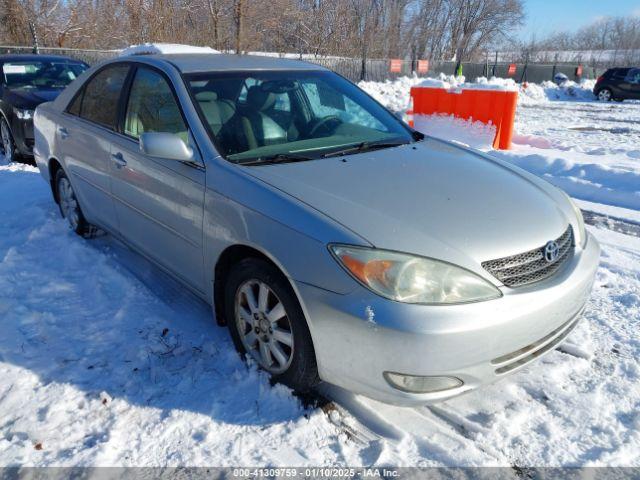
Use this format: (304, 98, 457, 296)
(519, 0, 640, 40)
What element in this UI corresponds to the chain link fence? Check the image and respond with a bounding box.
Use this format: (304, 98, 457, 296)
(0, 45, 117, 64)
(0, 45, 605, 84)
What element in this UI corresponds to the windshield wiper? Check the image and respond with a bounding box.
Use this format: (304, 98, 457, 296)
(322, 140, 409, 158)
(238, 152, 315, 166)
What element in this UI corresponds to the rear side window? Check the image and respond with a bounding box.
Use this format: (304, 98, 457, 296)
(78, 65, 129, 129)
(67, 90, 82, 116)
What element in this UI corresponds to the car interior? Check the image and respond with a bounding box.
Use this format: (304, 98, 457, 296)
(187, 73, 399, 160)
(2, 61, 87, 88)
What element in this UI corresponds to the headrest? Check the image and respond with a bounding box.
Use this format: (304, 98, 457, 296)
(195, 91, 218, 102)
(246, 85, 276, 112)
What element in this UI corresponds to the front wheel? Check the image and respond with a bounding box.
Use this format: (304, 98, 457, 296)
(225, 258, 319, 393)
(1, 118, 16, 164)
(597, 88, 612, 102)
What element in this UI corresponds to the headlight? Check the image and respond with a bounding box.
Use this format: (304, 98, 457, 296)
(14, 108, 34, 120)
(330, 245, 502, 305)
(566, 195, 587, 248)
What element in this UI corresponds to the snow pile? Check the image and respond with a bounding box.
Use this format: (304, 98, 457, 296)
(417, 73, 518, 91)
(414, 114, 496, 150)
(358, 75, 423, 113)
(359, 75, 597, 113)
(492, 149, 640, 211)
(519, 80, 597, 104)
(120, 43, 220, 56)
(358, 74, 516, 115)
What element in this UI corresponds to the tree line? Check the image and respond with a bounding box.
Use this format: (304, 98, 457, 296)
(2, 1, 637, 67)
(1, 0, 524, 62)
(517, 16, 640, 66)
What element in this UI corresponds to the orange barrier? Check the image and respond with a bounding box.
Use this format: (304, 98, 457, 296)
(409, 86, 519, 150)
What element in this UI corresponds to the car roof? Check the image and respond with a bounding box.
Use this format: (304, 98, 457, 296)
(0, 53, 87, 63)
(125, 53, 328, 74)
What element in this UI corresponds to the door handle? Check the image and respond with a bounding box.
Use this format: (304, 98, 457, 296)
(58, 127, 69, 139)
(111, 152, 127, 168)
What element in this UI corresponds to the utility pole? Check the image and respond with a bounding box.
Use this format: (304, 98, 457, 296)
(234, 0, 245, 55)
(29, 22, 39, 54)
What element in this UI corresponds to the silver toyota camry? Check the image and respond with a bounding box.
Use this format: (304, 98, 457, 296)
(33, 53, 600, 405)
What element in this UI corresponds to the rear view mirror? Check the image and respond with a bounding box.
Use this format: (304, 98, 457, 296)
(139, 132, 194, 162)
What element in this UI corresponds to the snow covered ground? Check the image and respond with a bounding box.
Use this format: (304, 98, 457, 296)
(1, 77, 639, 468)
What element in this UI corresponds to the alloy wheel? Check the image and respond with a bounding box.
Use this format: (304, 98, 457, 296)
(234, 279, 294, 374)
(57, 177, 80, 230)
(1, 121, 13, 163)
(598, 89, 612, 102)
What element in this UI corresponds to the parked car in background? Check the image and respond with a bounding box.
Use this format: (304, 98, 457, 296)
(553, 72, 569, 86)
(34, 52, 600, 405)
(0, 54, 88, 162)
(594, 67, 640, 101)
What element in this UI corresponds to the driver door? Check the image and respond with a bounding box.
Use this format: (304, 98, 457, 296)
(109, 65, 206, 294)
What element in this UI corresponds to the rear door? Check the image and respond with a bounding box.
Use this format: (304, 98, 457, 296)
(58, 64, 130, 232)
(109, 65, 206, 293)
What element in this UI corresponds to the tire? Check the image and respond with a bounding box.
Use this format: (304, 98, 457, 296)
(1, 118, 16, 164)
(54, 168, 95, 237)
(597, 88, 612, 102)
(224, 258, 319, 393)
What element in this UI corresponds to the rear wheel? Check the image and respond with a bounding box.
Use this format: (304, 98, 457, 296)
(597, 88, 612, 102)
(1, 119, 16, 164)
(225, 258, 319, 392)
(55, 168, 95, 237)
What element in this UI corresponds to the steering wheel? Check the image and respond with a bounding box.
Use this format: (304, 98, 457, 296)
(309, 115, 342, 137)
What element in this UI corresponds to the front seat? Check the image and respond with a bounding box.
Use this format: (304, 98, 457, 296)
(195, 91, 235, 136)
(239, 86, 288, 150)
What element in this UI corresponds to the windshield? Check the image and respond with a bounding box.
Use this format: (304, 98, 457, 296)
(2, 60, 88, 89)
(186, 70, 415, 163)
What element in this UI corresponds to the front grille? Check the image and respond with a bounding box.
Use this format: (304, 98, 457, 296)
(482, 226, 574, 287)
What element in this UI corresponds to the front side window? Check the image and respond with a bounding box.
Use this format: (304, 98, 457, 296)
(78, 65, 129, 129)
(186, 70, 414, 163)
(124, 67, 188, 142)
(1, 60, 87, 89)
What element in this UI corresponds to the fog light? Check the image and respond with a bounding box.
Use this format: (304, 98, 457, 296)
(383, 372, 463, 394)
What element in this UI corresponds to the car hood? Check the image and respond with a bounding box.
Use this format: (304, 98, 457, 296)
(243, 138, 571, 274)
(3, 87, 63, 109)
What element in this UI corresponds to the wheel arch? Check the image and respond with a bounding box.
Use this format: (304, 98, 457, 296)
(0, 110, 16, 152)
(213, 243, 300, 327)
(0, 109, 12, 130)
(47, 157, 64, 203)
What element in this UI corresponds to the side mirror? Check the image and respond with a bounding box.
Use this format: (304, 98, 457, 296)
(139, 132, 194, 162)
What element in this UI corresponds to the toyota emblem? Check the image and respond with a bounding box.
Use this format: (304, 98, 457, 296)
(544, 240, 560, 263)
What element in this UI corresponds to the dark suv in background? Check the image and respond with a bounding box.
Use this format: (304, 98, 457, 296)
(594, 67, 640, 102)
(1, 54, 88, 163)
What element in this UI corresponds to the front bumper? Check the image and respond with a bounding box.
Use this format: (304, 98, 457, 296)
(296, 232, 600, 406)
